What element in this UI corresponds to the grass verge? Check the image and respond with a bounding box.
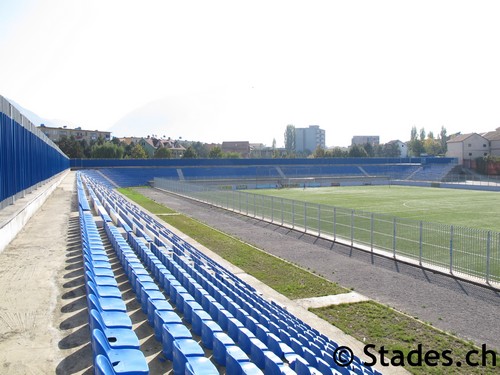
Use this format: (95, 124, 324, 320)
(118, 187, 347, 299)
(312, 301, 499, 375)
(118, 187, 176, 215)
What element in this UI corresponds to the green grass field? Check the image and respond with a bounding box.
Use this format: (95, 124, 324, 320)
(252, 185, 500, 231)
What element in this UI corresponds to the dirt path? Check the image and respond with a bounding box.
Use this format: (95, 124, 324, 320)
(0, 171, 93, 374)
(139, 187, 500, 351)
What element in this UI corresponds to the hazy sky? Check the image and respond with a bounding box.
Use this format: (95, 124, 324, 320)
(1, 0, 499, 147)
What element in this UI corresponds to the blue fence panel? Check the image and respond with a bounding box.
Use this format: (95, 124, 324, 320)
(0, 96, 69, 206)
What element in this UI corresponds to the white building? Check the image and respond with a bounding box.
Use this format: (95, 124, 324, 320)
(295, 125, 325, 154)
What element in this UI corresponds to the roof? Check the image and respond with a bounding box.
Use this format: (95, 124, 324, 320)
(447, 133, 487, 143)
(481, 128, 500, 141)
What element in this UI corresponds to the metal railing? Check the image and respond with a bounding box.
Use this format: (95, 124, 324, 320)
(154, 178, 500, 287)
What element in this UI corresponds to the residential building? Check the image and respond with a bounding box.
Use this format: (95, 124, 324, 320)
(222, 141, 251, 158)
(446, 133, 489, 165)
(352, 135, 380, 146)
(481, 128, 500, 157)
(39, 125, 111, 143)
(295, 125, 325, 154)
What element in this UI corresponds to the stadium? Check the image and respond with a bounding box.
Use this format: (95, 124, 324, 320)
(1, 95, 499, 374)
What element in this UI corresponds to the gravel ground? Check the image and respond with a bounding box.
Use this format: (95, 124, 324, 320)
(138, 187, 500, 352)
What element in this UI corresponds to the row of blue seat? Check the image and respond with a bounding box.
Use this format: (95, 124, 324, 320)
(77, 176, 149, 375)
(81, 172, 383, 375)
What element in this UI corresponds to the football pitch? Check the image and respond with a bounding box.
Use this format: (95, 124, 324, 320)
(252, 185, 500, 232)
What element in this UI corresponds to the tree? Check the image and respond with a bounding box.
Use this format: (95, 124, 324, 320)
(348, 144, 368, 157)
(419, 128, 426, 141)
(440, 126, 448, 154)
(130, 143, 148, 159)
(209, 146, 223, 158)
(56, 136, 84, 158)
(154, 147, 172, 159)
(408, 138, 425, 156)
(411, 126, 418, 141)
(284, 124, 295, 155)
(363, 142, 375, 157)
(182, 146, 197, 159)
(382, 143, 401, 157)
(191, 141, 209, 158)
(330, 147, 348, 157)
(91, 142, 124, 158)
(423, 137, 441, 156)
(313, 146, 325, 158)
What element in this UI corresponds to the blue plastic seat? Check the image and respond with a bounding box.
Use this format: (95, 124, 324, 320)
(227, 317, 245, 342)
(212, 332, 235, 366)
(191, 309, 213, 336)
(89, 309, 140, 349)
(162, 322, 192, 360)
(154, 310, 183, 341)
(91, 329, 148, 375)
(184, 357, 219, 375)
(146, 298, 174, 327)
(225, 346, 263, 375)
(94, 354, 115, 375)
(87, 295, 133, 329)
(87, 292, 127, 313)
(201, 320, 223, 350)
(172, 339, 205, 375)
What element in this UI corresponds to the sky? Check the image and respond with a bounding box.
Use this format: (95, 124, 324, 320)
(1, 0, 500, 148)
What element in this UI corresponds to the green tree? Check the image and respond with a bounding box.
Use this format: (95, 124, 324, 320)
(440, 126, 448, 154)
(313, 146, 325, 158)
(209, 146, 223, 158)
(56, 136, 84, 158)
(284, 124, 295, 155)
(424, 137, 441, 156)
(91, 142, 124, 158)
(382, 143, 401, 157)
(363, 142, 375, 157)
(130, 143, 148, 159)
(182, 146, 198, 159)
(411, 126, 418, 141)
(191, 141, 209, 158)
(419, 128, 426, 141)
(154, 147, 172, 159)
(330, 147, 348, 157)
(348, 144, 368, 157)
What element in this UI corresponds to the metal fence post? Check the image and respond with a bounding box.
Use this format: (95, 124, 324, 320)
(370, 213, 374, 252)
(450, 225, 454, 274)
(333, 207, 336, 241)
(292, 201, 295, 228)
(486, 231, 491, 284)
(304, 202, 307, 232)
(318, 205, 321, 236)
(393, 217, 397, 258)
(419, 221, 423, 266)
(350, 210, 354, 247)
(271, 196, 274, 223)
(281, 197, 284, 225)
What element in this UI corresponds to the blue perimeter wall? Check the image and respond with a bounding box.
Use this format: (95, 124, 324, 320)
(70, 156, 455, 169)
(0, 97, 69, 205)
